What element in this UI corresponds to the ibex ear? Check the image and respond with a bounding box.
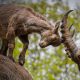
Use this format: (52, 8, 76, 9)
(62, 10, 74, 22)
(55, 21, 61, 33)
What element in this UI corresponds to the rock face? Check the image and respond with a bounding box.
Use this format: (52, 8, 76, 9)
(0, 55, 33, 80)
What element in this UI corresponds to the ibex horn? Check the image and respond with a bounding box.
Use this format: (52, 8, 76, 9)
(69, 23, 73, 31)
(61, 10, 74, 27)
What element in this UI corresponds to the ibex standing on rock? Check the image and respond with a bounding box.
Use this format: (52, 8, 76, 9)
(0, 4, 61, 66)
(60, 10, 80, 70)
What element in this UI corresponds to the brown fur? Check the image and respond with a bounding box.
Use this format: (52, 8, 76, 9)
(0, 4, 61, 66)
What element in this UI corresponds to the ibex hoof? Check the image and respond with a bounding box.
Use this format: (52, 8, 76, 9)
(19, 55, 25, 66)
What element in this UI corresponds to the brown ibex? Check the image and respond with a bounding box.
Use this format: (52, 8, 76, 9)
(0, 4, 61, 66)
(60, 10, 80, 70)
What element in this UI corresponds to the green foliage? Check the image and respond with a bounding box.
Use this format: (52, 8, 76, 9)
(13, 1, 80, 80)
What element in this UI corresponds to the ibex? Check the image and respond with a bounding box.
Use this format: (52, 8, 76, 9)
(0, 4, 61, 66)
(60, 10, 80, 70)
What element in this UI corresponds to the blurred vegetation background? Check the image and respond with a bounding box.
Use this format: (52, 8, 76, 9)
(0, 0, 80, 80)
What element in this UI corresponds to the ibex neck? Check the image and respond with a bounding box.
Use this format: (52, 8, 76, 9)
(26, 17, 52, 34)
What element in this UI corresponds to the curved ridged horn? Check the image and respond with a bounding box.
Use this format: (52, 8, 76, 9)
(62, 10, 73, 21)
(69, 23, 75, 37)
(61, 10, 74, 28)
(69, 23, 73, 31)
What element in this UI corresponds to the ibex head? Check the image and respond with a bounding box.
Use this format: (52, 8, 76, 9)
(39, 21, 61, 48)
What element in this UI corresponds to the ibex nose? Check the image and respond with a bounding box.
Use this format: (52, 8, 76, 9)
(39, 41, 47, 48)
